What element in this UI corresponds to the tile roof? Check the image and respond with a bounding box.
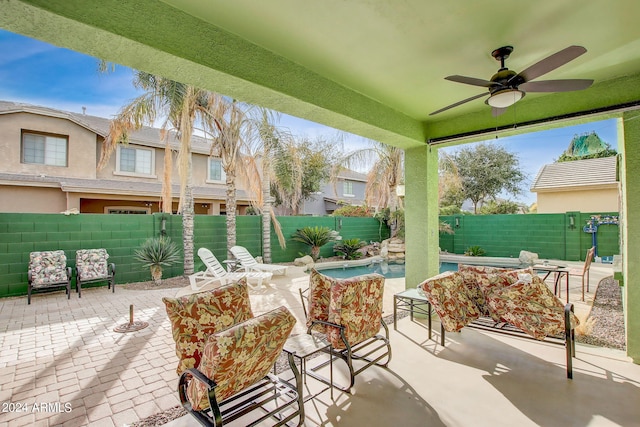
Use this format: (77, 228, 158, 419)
(530, 156, 618, 192)
(0, 173, 250, 200)
(0, 100, 213, 154)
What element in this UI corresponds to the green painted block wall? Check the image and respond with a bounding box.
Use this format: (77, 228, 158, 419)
(438, 211, 620, 261)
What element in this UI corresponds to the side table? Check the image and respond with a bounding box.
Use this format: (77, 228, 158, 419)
(282, 334, 333, 402)
(394, 288, 433, 338)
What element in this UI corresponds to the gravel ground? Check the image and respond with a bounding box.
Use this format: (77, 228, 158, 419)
(132, 275, 626, 426)
(576, 276, 626, 350)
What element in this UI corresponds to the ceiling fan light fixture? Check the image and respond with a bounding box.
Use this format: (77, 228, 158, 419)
(487, 88, 524, 108)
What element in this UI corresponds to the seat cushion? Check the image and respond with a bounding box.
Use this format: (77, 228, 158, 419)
(29, 250, 69, 287)
(76, 249, 110, 281)
(326, 273, 385, 350)
(187, 306, 296, 411)
(306, 269, 333, 333)
(418, 271, 481, 332)
(484, 275, 579, 340)
(163, 280, 253, 375)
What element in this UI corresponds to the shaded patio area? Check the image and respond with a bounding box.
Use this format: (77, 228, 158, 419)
(0, 263, 636, 426)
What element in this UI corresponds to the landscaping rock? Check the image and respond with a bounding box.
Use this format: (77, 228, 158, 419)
(294, 255, 314, 267)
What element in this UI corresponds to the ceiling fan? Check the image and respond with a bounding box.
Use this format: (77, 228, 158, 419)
(429, 45, 593, 116)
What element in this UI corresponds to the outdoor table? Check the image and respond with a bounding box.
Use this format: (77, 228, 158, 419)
(281, 334, 333, 401)
(394, 288, 433, 338)
(533, 264, 570, 302)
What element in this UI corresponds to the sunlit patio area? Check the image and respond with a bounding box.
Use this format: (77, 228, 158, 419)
(0, 262, 637, 427)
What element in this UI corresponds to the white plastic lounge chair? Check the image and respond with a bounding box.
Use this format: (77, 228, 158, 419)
(230, 245, 288, 276)
(189, 248, 272, 291)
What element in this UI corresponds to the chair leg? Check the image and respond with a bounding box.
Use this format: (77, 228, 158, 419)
(27, 284, 31, 305)
(77, 281, 82, 299)
(67, 282, 71, 299)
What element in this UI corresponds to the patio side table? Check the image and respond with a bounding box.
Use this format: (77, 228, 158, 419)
(394, 288, 434, 339)
(282, 334, 333, 402)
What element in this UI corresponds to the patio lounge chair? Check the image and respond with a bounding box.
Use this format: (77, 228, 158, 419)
(163, 281, 303, 426)
(567, 246, 595, 301)
(300, 269, 392, 392)
(27, 250, 72, 304)
(189, 247, 272, 291)
(75, 249, 116, 297)
(230, 245, 288, 275)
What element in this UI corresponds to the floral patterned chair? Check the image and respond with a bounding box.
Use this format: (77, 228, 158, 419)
(75, 249, 116, 297)
(27, 250, 72, 305)
(302, 269, 391, 392)
(163, 281, 303, 426)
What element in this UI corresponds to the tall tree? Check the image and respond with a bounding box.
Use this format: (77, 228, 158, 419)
(271, 137, 339, 215)
(98, 72, 212, 275)
(334, 141, 404, 211)
(452, 143, 525, 214)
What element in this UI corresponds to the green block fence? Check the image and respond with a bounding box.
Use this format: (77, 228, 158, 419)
(439, 211, 620, 261)
(0, 213, 388, 298)
(0, 211, 619, 298)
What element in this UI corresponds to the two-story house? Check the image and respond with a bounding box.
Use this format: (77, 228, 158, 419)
(0, 101, 252, 214)
(301, 169, 368, 215)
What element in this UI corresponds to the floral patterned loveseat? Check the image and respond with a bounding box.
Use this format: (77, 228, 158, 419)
(418, 264, 579, 379)
(163, 280, 303, 426)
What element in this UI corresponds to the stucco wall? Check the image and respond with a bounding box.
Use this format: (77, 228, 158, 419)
(536, 187, 619, 213)
(0, 111, 99, 179)
(0, 186, 66, 213)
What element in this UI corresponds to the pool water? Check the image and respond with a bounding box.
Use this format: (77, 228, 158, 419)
(317, 261, 458, 279)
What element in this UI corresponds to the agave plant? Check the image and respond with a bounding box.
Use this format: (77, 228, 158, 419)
(134, 236, 181, 284)
(333, 238, 366, 260)
(291, 226, 340, 261)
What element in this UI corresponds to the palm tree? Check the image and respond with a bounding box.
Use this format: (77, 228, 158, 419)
(98, 72, 212, 275)
(334, 140, 404, 211)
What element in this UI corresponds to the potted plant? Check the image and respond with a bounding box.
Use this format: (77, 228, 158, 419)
(291, 226, 340, 261)
(134, 236, 180, 284)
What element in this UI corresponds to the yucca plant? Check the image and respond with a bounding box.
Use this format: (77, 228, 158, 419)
(134, 236, 181, 284)
(333, 238, 366, 260)
(464, 245, 486, 257)
(291, 226, 340, 261)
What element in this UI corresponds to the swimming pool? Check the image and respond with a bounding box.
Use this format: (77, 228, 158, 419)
(317, 261, 459, 279)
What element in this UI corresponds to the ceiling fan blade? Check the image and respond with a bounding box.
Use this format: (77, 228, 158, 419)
(513, 46, 587, 83)
(519, 79, 594, 92)
(445, 75, 500, 88)
(429, 92, 488, 116)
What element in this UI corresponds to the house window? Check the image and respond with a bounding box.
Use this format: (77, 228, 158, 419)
(208, 158, 226, 182)
(22, 131, 68, 167)
(343, 181, 354, 197)
(116, 146, 155, 176)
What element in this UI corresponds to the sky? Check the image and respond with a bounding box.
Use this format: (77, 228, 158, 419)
(0, 29, 619, 206)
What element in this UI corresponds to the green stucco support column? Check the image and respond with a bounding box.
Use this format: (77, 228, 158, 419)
(622, 111, 640, 363)
(405, 145, 439, 289)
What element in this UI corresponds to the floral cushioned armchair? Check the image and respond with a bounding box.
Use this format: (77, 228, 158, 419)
(418, 264, 579, 379)
(27, 250, 72, 304)
(75, 249, 116, 297)
(163, 280, 303, 426)
(303, 269, 392, 391)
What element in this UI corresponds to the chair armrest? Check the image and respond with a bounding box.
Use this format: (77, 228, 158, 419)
(66, 267, 72, 280)
(307, 319, 344, 334)
(109, 263, 116, 276)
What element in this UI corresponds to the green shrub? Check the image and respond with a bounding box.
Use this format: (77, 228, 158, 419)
(464, 245, 486, 256)
(134, 236, 180, 284)
(333, 238, 366, 260)
(291, 226, 340, 261)
(332, 205, 371, 217)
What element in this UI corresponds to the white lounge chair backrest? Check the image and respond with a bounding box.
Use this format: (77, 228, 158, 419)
(230, 246, 259, 268)
(197, 248, 227, 278)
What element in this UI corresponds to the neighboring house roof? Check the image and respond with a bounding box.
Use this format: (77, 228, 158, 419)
(335, 168, 367, 182)
(530, 156, 618, 192)
(0, 100, 212, 155)
(0, 172, 251, 201)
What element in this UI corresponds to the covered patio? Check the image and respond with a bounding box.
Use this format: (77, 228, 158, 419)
(0, 266, 636, 426)
(1, 1, 640, 425)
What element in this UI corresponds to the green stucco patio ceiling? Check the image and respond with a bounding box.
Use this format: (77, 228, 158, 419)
(2, 0, 640, 148)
